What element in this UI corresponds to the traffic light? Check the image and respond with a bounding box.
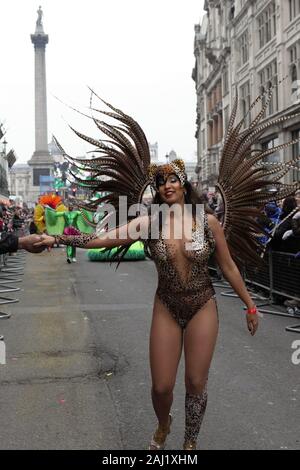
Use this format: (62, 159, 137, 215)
(72, 187, 77, 196)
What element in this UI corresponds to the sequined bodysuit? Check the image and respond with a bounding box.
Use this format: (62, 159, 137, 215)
(145, 211, 217, 328)
(56, 212, 217, 328)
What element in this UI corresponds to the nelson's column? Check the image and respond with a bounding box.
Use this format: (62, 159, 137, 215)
(28, 6, 54, 203)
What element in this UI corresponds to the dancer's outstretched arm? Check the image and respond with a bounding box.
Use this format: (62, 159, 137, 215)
(34, 215, 150, 250)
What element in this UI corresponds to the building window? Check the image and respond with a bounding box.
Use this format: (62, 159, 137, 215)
(259, 61, 278, 116)
(240, 81, 251, 128)
(289, 0, 300, 20)
(222, 69, 229, 96)
(200, 100, 205, 120)
(203, 158, 207, 181)
(238, 30, 249, 66)
(258, 1, 276, 49)
(218, 114, 223, 142)
(33, 168, 50, 187)
(290, 45, 297, 63)
(224, 106, 230, 134)
(291, 64, 298, 90)
(201, 128, 206, 151)
(289, 45, 299, 99)
(292, 129, 300, 182)
(207, 94, 212, 113)
(216, 81, 222, 103)
(213, 88, 217, 108)
(262, 137, 280, 164)
(208, 123, 213, 148)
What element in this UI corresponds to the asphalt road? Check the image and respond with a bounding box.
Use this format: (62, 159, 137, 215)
(0, 247, 299, 449)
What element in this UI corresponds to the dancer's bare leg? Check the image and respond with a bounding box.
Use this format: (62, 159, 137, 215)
(183, 297, 219, 445)
(149, 294, 183, 427)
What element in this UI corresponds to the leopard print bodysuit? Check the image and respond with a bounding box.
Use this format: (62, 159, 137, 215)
(145, 211, 217, 328)
(56, 212, 217, 328)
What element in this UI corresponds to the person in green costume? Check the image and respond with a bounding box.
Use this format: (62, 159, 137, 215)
(44, 203, 95, 264)
(63, 205, 81, 263)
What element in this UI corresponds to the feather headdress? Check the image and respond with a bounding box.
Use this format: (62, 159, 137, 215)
(148, 159, 187, 190)
(216, 84, 300, 266)
(55, 85, 300, 266)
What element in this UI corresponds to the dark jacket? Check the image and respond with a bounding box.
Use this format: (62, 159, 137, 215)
(29, 221, 38, 234)
(12, 214, 23, 230)
(277, 235, 300, 254)
(0, 233, 19, 254)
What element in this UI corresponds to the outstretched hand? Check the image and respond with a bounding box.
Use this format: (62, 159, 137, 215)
(33, 233, 56, 249)
(18, 235, 49, 253)
(246, 312, 260, 336)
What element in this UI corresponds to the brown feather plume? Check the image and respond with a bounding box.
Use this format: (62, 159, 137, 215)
(54, 92, 151, 266)
(216, 83, 300, 267)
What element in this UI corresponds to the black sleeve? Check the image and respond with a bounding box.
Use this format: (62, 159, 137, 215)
(273, 219, 292, 241)
(0, 233, 19, 254)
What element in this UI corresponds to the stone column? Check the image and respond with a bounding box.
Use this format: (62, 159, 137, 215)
(29, 11, 51, 162)
(27, 7, 54, 205)
(33, 39, 48, 154)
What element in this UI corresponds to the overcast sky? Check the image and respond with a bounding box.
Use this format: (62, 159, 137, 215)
(0, 0, 205, 164)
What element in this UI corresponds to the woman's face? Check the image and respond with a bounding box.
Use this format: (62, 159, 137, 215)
(295, 191, 300, 207)
(157, 173, 185, 205)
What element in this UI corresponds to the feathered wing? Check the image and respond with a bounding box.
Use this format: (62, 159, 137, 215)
(45, 207, 66, 236)
(75, 209, 96, 234)
(54, 92, 151, 265)
(216, 85, 300, 267)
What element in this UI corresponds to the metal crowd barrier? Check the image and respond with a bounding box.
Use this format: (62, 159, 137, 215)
(209, 249, 300, 333)
(0, 247, 26, 353)
(208, 257, 267, 302)
(0, 252, 24, 319)
(244, 251, 300, 316)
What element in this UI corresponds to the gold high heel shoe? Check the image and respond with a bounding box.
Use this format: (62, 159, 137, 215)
(183, 440, 196, 450)
(148, 414, 173, 450)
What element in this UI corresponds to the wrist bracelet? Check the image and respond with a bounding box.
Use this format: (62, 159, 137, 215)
(247, 307, 257, 315)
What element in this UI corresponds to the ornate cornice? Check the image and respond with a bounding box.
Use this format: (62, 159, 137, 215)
(203, 46, 230, 89)
(31, 33, 49, 48)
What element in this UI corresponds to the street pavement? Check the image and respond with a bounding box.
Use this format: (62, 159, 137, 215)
(0, 247, 299, 450)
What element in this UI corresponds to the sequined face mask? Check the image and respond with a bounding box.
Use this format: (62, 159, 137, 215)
(148, 159, 187, 192)
(155, 173, 180, 188)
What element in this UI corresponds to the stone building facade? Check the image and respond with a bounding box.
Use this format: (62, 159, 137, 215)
(0, 127, 16, 202)
(193, 0, 300, 190)
(8, 164, 31, 205)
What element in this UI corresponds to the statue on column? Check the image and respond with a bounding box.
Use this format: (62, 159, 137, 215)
(36, 6, 43, 27)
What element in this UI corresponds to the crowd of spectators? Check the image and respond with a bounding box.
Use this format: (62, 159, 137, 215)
(202, 187, 300, 311)
(259, 190, 300, 255)
(0, 202, 33, 238)
(202, 187, 300, 255)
